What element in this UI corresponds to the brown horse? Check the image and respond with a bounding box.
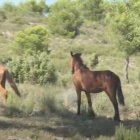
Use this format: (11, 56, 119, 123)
(0, 65, 20, 104)
(70, 52, 125, 121)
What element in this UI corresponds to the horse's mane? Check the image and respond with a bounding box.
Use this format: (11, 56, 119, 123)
(76, 56, 89, 70)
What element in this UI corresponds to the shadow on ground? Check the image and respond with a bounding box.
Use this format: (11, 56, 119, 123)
(0, 107, 140, 139)
(41, 111, 140, 138)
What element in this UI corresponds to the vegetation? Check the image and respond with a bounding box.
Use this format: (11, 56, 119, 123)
(19, 0, 49, 15)
(106, 0, 140, 83)
(0, 0, 139, 140)
(115, 124, 140, 140)
(48, 0, 83, 38)
(79, 0, 105, 21)
(13, 25, 49, 54)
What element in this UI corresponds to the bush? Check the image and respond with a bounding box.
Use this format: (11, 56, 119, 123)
(19, 0, 49, 15)
(48, 0, 83, 38)
(2, 2, 17, 12)
(12, 25, 49, 55)
(7, 52, 57, 85)
(115, 124, 140, 140)
(80, 0, 105, 21)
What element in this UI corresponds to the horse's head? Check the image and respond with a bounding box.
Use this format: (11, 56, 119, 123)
(70, 51, 82, 74)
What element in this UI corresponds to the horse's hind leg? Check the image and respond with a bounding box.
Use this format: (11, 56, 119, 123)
(105, 89, 120, 121)
(0, 85, 8, 104)
(76, 88, 81, 115)
(0, 70, 7, 104)
(85, 92, 95, 117)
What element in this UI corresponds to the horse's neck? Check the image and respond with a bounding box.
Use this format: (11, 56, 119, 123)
(74, 63, 88, 73)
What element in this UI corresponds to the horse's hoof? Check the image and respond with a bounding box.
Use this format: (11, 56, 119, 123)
(88, 111, 96, 118)
(77, 112, 80, 115)
(113, 117, 121, 122)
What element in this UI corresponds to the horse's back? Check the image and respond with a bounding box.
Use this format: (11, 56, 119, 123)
(92, 70, 120, 88)
(93, 70, 119, 79)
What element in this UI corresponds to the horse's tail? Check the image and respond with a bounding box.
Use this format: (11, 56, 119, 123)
(5, 69, 21, 97)
(117, 78, 125, 106)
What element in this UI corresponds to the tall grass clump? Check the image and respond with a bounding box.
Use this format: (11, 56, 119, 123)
(4, 91, 23, 116)
(115, 124, 140, 140)
(4, 86, 36, 116)
(39, 91, 64, 114)
(4, 84, 67, 116)
(57, 72, 72, 87)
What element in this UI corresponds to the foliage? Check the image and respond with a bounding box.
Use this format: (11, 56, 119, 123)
(12, 25, 49, 55)
(0, 2, 19, 21)
(79, 0, 105, 21)
(0, 0, 49, 25)
(115, 124, 140, 140)
(19, 0, 49, 15)
(48, 0, 83, 38)
(114, 12, 140, 56)
(107, 2, 140, 57)
(1, 2, 17, 12)
(7, 52, 57, 85)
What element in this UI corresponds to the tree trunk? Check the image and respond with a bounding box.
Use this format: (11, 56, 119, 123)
(139, 71, 140, 82)
(125, 57, 129, 83)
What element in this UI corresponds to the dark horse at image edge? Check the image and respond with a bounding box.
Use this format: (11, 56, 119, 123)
(70, 52, 125, 121)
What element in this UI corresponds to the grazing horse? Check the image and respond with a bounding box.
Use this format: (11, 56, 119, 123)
(70, 52, 125, 121)
(0, 65, 21, 104)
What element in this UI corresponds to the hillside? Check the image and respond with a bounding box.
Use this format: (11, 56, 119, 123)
(0, 1, 140, 140)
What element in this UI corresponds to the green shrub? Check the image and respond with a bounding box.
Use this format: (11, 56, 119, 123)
(19, 0, 49, 15)
(2, 2, 17, 12)
(7, 52, 57, 85)
(115, 124, 140, 140)
(12, 25, 49, 55)
(80, 0, 105, 21)
(48, 0, 83, 38)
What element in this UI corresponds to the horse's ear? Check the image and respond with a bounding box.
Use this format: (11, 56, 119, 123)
(70, 51, 74, 57)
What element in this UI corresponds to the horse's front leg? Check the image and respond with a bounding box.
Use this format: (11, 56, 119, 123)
(76, 88, 81, 115)
(85, 92, 95, 117)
